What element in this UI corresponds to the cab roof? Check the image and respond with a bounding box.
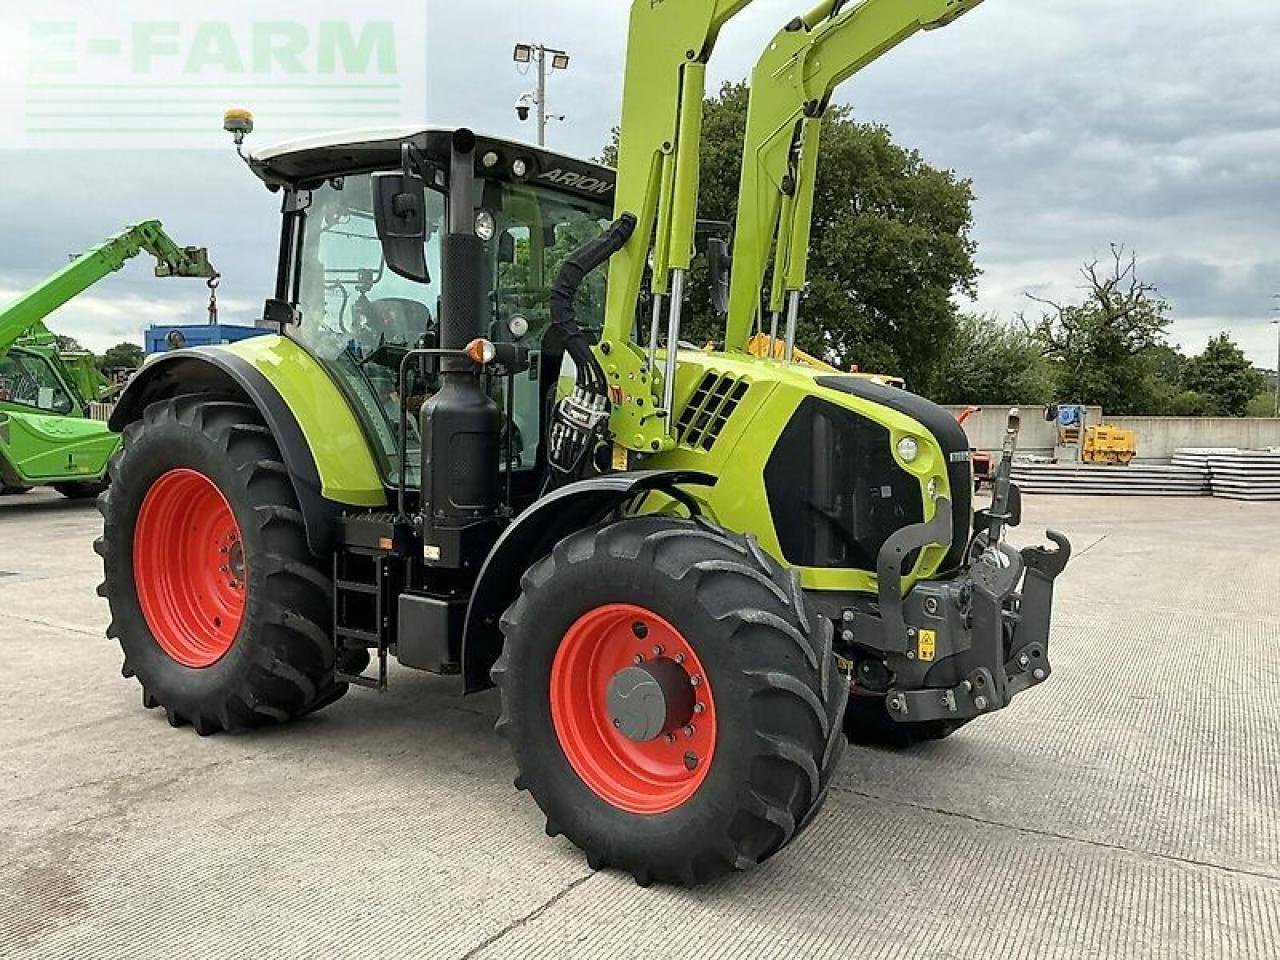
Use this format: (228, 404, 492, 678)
(246, 125, 616, 204)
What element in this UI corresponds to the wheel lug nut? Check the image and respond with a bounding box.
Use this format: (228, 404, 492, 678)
(651, 645, 664, 657)
(682, 725, 694, 737)
(690, 674, 701, 687)
(665, 733, 676, 744)
(693, 703, 705, 714)
(673, 653, 685, 665)
(633, 654, 644, 665)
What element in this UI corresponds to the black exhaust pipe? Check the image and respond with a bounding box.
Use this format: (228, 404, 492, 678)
(421, 129, 501, 535)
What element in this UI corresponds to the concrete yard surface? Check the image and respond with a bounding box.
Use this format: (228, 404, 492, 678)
(1, 490, 1278, 958)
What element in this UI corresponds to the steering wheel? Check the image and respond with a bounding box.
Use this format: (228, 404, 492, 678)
(352, 297, 436, 352)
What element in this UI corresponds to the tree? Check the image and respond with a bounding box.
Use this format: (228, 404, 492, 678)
(1246, 390, 1279, 418)
(1024, 246, 1173, 414)
(55, 334, 86, 353)
(602, 82, 979, 391)
(1182, 333, 1266, 417)
(98, 342, 145, 373)
(931, 313, 1055, 405)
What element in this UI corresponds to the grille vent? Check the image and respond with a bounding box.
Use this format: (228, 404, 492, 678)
(676, 373, 750, 451)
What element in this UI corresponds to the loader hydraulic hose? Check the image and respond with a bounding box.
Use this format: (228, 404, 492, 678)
(550, 213, 637, 396)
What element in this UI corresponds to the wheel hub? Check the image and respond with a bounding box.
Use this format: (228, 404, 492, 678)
(549, 603, 717, 815)
(606, 659, 696, 743)
(133, 468, 246, 668)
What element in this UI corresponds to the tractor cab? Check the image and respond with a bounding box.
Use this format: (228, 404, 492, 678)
(246, 128, 617, 490)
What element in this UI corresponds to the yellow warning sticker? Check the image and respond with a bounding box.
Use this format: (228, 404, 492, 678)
(918, 629, 937, 662)
(612, 445, 630, 471)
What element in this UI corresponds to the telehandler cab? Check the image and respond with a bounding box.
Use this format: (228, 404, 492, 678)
(98, 0, 1070, 886)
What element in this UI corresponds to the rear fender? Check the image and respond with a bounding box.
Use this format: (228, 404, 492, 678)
(461, 470, 715, 692)
(110, 344, 385, 555)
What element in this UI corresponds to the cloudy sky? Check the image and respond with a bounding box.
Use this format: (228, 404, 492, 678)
(2, 0, 1279, 370)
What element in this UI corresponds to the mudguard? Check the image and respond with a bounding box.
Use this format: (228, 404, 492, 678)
(461, 469, 715, 692)
(109, 339, 386, 555)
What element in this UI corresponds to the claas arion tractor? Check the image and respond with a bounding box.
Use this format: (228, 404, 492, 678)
(97, 0, 1070, 887)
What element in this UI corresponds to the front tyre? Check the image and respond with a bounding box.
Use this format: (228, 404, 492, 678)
(96, 397, 347, 735)
(492, 517, 847, 887)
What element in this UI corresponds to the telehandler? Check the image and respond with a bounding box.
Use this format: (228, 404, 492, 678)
(97, 0, 1070, 886)
(0, 222, 216, 497)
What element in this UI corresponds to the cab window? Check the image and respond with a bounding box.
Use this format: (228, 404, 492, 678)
(0, 353, 74, 414)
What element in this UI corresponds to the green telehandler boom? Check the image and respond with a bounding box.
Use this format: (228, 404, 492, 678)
(96, 0, 1071, 888)
(0, 221, 216, 498)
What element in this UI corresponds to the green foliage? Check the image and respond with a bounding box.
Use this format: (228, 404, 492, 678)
(1181, 333, 1266, 417)
(97, 342, 145, 373)
(1025, 246, 1174, 415)
(603, 82, 979, 390)
(931, 314, 1055, 405)
(1024, 250, 1268, 416)
(54, 335, 86, 353)
(1246, 390, 1279, 418)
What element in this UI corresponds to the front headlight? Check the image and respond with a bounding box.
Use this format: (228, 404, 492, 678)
(897, 436, 920, 463)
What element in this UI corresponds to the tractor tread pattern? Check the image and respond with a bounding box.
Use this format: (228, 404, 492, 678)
(96, 396, 346, 736)
(492, 516, 847, 888)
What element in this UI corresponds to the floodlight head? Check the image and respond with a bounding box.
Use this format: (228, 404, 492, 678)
(551, 52, 570, 70)
(513, 43, 533, 63)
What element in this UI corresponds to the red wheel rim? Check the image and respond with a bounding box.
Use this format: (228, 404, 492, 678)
(550, 603, 716, 815)
(133, 468, 246, 668)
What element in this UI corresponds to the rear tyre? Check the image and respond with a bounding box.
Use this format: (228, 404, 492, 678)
(492, 516, 847, 887)
(844, 691, 966, 747)
(54, 480, 109, 500)
(96, 397, 347, 734)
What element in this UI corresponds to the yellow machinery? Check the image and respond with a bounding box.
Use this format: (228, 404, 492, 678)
(1083, 425, 1137, 465)
(744, 333, 906, 387)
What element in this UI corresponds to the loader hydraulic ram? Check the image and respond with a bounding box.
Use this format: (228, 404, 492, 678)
(97, 0, 1069, 887)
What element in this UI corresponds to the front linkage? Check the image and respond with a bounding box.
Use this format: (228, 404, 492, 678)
(837, 410, 1071, 731)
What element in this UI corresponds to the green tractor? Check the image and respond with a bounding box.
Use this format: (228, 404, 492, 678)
(97, 0, 1069, 886)
(0, 222, 217, 498)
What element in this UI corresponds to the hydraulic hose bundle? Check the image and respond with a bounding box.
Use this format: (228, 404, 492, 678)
(545, 213, 637, 485)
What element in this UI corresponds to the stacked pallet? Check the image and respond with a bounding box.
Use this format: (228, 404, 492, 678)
(1009, 461, 1210, 496)
(1192, 449, 1280, 501)
(1170, 448, 1238, 472)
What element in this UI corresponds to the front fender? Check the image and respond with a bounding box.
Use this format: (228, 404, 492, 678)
(461, 470, 714, 692)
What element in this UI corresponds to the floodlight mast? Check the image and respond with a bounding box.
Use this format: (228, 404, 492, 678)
(513, 42, 571, 146)
(723, 0, 985, 358)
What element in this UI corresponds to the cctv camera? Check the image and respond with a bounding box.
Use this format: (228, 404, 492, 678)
(515, 93, 534, 123)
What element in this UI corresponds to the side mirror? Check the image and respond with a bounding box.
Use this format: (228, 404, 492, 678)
(707, 237, 732, 316)
(372, 171, 430, 283)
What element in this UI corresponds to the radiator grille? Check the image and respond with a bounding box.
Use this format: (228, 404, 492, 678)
(676, 373, 749, 451)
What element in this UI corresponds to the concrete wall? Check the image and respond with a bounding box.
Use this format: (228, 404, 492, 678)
(1105, 417, 1280, 460)
(940, 405, 1280, 461)
(940, 406, 1102, 459)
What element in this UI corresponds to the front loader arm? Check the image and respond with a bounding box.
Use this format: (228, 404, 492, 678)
(0, 220, 217, 355)
(724, 0, 984, 351)
(600, 0, 758, 453)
